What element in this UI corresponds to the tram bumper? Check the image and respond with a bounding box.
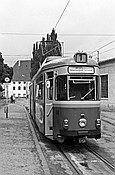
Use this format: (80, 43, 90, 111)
(60, 129, 101, 139)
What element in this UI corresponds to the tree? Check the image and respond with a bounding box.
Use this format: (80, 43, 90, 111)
(0, 52, 13, 84)
(2, 64, 13, 83)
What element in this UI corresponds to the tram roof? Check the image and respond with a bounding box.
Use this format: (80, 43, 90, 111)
(41, 55, 98, 70)
(32, 55, 98, 80)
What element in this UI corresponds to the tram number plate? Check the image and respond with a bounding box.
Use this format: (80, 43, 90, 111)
(78, 131, 88, 135)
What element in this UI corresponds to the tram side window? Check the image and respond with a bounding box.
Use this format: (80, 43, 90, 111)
(101, 74, 108, 98)
(55, 75, 67, 101)
(36, 75, 43, 99)
(36, 83, 43, 99)
(46, 72, 53, 100)
(39, 83, 43, 99)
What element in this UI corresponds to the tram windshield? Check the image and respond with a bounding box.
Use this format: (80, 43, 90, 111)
(55, 75, 99, 101)
(69, 76, 95, 101)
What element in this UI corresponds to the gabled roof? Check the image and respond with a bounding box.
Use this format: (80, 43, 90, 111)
(12, 60, 31, 81)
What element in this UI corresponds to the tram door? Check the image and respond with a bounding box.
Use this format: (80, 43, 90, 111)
(45, 72, 53, 138)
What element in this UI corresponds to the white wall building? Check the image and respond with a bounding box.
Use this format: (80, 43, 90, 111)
(4, 60, 31, 98)
(99, 57, 115, 111)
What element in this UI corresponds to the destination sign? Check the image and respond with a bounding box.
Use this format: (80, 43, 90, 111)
(68, 66, 94, 74)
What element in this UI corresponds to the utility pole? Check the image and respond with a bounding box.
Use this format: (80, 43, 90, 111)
(97, 51, 99, 63)
(4, 77, 10, 118)
(62, 42, 64, 57)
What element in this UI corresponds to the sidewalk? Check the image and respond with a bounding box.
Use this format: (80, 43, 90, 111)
(0, 102, 47, 175)
(101, 110, 115, 120)
(0, 99, 6, 106)
(101, 110, 115, 126)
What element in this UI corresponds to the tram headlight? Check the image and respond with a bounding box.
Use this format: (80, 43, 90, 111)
(63, 119, 69, 130)
(95, 119, 101, 129)
(79, 118, 87, 128)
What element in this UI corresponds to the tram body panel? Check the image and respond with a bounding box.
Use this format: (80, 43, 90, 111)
(45, 103, 53, 138)
(30, 52, 101, 142)
(44, 72, 54, 139)
(53, 101, 100, 139)
(34, 76, 45, 134)
(35, 101, 45, 134)
(30, 82, 35, 119)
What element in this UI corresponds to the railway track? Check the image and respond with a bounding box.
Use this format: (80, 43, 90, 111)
(101, 118, 115, 126)
(83, 143, 115, 172)
(24, 105, 115, 175)
(55, 141, 115, 175)
(55, 143, 87, 175)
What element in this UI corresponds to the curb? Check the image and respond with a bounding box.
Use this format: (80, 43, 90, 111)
(24, 107, 51, 175)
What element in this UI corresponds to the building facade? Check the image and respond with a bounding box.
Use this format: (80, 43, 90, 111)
(99, 58, 115, 110)
(4, 60, 31, 98)
(3, 57, 115, 109)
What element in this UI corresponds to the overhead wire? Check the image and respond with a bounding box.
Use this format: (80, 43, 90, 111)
(92, 47, 115, 57)
(1, 0, 115, 59)
(0, 32, 115, 36)
(3, 38, 115, 57)
(4, 47, 115, 58)
(59, 33, 115, 37)
(4, 54, 31, 56)
(1, 1, 115, 57)
(0, 33, 45, 36)
(100, 47, 115, 54)
(54, 0, 70, 29)
(90, 39, 115, 54)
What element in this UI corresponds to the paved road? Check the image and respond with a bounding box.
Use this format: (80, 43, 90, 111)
(0, 102, 46, 175)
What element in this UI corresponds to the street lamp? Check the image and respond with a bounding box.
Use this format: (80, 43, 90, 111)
(4, 77, 10, 118)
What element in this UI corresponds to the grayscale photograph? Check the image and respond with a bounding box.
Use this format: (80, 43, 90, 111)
(0, 0, 115, 174)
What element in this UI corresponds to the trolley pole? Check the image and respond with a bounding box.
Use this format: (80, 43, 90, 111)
(4, 77, 10, 118)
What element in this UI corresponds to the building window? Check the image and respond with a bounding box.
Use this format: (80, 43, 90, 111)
(101, 74, 108, 98)
(13, 86, 15, 90)
(18, 86, 21, 90)
(18, 82, 21, 84)
(23, 86, 26, 90)
(13, 82, 15, 84)
(24, 82, 26, 84)
(18, 94, 21, 97)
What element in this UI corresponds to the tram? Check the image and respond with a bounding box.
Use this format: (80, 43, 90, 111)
(30, 52, 101, 142)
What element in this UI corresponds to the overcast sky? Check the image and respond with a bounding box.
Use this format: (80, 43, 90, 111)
(0, 0, 115, 66)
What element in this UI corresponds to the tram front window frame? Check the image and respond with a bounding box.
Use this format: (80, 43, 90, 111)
(55, 75, 67, 101)
(55, 75, 99, 101)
